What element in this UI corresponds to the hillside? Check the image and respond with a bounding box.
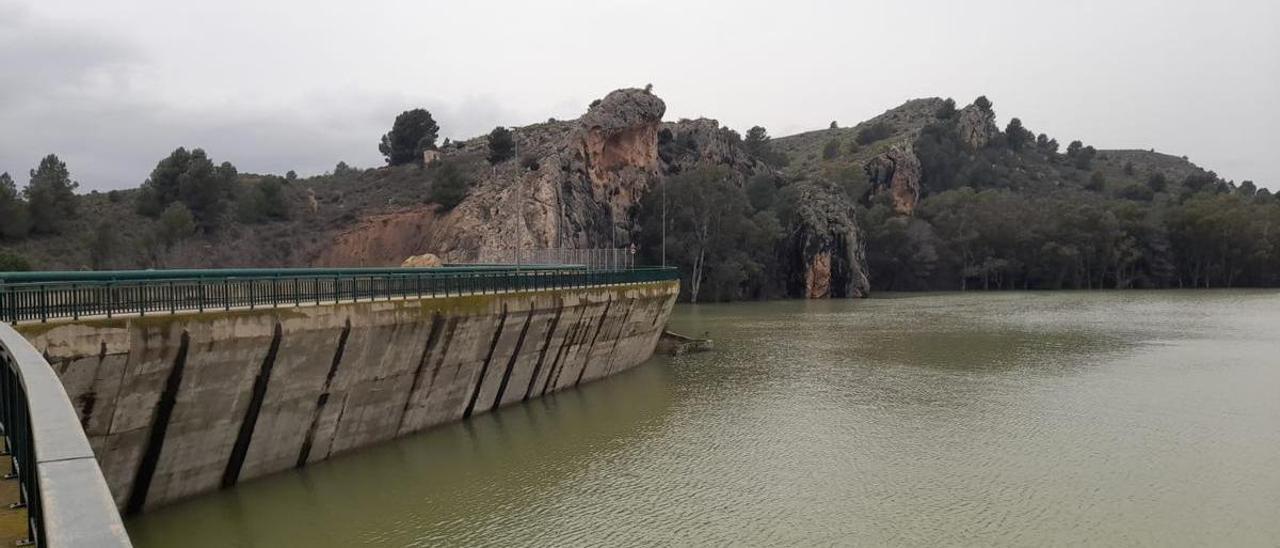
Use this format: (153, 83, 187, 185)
(772, 98, 946, 180)
(1, 163, 454, 269)
(2, 91, 1277, 299)
(771, 97, 1221, 210)
(0, 89, 866, 302)
(767, 96, 1277, 291)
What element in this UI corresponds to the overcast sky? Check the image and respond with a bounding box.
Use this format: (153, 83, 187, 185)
(1, 0, 1277, 191)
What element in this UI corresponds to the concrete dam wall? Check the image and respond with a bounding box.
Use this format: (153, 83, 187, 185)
(15, 281, 678, 514)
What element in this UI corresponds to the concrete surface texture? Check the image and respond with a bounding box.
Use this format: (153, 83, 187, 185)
(17, 281, 678, 514)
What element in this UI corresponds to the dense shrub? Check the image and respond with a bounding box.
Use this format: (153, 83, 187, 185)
(137, 148, 237, 232)
(855, 121, 893, 145)
(487, 127, 515, 164)
(822, 139, 842, 160)
(429, 160, 469, 210)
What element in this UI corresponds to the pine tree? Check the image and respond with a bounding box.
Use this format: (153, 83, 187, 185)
(379, 109, 440, 165)
(24, 154, 79, 234)
(487, 127, 515, 164)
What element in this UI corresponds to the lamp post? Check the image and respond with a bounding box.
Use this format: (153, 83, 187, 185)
(661, 174, 667, 267)
(514, 131, 522, 271)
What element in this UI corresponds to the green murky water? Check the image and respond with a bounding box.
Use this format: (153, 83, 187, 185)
(127, 291, 1280, 546)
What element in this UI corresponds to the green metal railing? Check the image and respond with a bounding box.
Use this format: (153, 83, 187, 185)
(0, 266, 679, 325)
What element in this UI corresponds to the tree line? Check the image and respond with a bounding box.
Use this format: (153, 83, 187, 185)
(863, 186, 1280, 290)
(0, 147, 295, 270)
(637, 98, 1278, 301)
(863, 98, 1279, 290)
(0, 106, 522, 270)
(6, 100, 1274, 294)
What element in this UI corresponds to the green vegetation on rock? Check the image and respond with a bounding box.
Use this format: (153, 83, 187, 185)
(487, 127, 515, 164)
(855, 121, 893, 145)
(429, 160, 470, 211)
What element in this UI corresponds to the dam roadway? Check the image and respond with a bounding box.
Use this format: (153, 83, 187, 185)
(0, 265, 678, 544)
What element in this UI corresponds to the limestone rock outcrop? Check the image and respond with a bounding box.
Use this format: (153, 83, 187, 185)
(317, 87, 870, 300)
(782, 180, 870, 298)
(956, 104, 998, 150)
(320, 88, 668, 265)
(865, 144, 923, 215)
(659, 118, 761, 174)
(578, 89, 666, 185)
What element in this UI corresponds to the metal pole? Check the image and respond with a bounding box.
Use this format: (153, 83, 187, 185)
(515, 131, 522, 272)
(661, 174, 667, 267)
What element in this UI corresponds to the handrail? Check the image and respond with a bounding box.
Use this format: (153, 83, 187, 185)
(0, 266, 680, 325)
(0, 264, 589, 284)
(0, 323, 132, 546)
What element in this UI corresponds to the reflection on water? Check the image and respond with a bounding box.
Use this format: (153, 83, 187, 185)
(128, 291, 1280, 546)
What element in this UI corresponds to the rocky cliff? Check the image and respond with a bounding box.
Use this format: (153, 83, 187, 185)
(771, 98, 947, 216)
(865, 144, 923, 215)
(317, 88, 867, 300)
(955, 103, 999, 150)
(320, 88, 668, 265)
(783, 180, 871, 298)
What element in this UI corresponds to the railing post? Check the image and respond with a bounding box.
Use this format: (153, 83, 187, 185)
(3, 283, 12, 325)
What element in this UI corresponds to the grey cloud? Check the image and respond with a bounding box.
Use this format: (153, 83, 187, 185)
(0, 3, 525, 190)
(0, 4, 138, 108)
(1, 0, 1276, 191)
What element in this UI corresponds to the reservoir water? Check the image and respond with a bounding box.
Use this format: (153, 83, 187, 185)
(126, 291, 1280, 546)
